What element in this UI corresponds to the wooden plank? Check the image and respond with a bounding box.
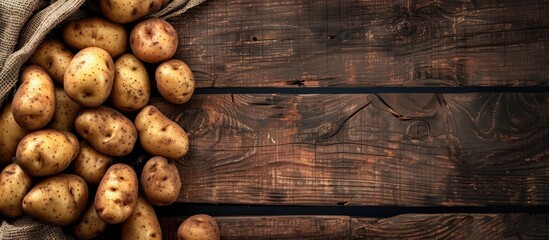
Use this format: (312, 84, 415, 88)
(171, 0, 549, 87)
(158, 214, 549, 239)
(153, 93, 549, 206)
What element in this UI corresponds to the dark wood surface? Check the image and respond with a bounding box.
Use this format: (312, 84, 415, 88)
(170, 0, 549, 88)
(159, 214, 549, 239)
(154, 92, 549, 206)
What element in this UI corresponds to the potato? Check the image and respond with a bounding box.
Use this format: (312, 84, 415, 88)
(95, 163, 138, 224)
(12, 65, 56, 130)
(29, 38, 74, 85)
(141, 156, 181, 206)
(72, 141, 113, 186)
(22, 174, 88, 226)
(64, 47, 115, 107)
(135, 105, 189, 159)
(130, 18, 178, 63)
(121, 195, 162, 240)
(99, 0, 163, 24)
(62, 17, 128, 58)
(48, 87, 81, 131)
(0, 163, 32, 218)
(15, 129, 79, 177)
(75, 106, 137, 157)
(177, 214, 220, 240)
(155, 59, 195, 104)
(111, 54, 151, 112)
(72, 203, 109, 240)
(0, 102, 29, 165)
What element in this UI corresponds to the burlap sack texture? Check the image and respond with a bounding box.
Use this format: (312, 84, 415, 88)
(0, 0, 205, 239)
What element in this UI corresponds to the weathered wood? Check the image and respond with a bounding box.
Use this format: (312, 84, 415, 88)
(171, 0, 549, 87)
(159, 214, 549, 239)
(154, 93, 549, 206)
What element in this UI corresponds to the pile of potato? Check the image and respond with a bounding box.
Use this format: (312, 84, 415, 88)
(0, 1, 219, 239)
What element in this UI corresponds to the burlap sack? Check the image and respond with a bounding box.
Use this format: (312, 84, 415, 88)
(0, 0, 205, 238)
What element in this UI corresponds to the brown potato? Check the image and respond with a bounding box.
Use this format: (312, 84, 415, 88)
(0, 102, 29, 165)
(29, 38, 74, 85)
(130, 18, 178, 63)
(75, 106, 137, 157)
(72, 203, 109, 240)
(135, 105, 189, 159)
(99, 0, 163, 24)
(111, 54, 151, 112)
(62, 17, 128, 58)
(121, 195, 162, 240)
(95, 163, 138, 224)
(177, 214, 220, 240)
(48, 87, 81, 131)
(155, 59, 195, 104)
(15, 129, 79, 177)
(23, 174, 88, 226)
(141, 156, 181, 206)
(0, 163, 32, 218)
(12, 65, 56, 130)
(64, 47, 115, 107)
(71, 141, 113, 186)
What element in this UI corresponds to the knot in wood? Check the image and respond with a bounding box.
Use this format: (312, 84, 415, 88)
(396, 20, 416, 36)
(406, 120, 429, 140)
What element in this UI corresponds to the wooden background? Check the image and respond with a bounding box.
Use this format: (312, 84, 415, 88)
(156, 0, 549, 239)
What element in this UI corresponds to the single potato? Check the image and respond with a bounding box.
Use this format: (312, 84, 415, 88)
(130, 18, 178, 63)
(64, 47, 115, 107)
(48, 87, 81, 131)
(0, 102, 29, 165)
(12, 65, 56, 130)
(111, 54, 151, 112)
(0, 163, 32, 218)
(177, 214, 220, 240)
(156, 59, 195, 104)
(121, 195, 162, 240)
(72, 203, 109, 240)
(141, 156, 181, 206)
(15, 129, 79, 177)
(75, 106, 137, 157)
(22, 174, 88, 226)
(29, 38, 74, 85)
(99, 0, 163, 24)
(71, 141, 113, 186)
(62, 17, 128, 58)
(95, 163, 138, 224)
(135, 105, 189, 159)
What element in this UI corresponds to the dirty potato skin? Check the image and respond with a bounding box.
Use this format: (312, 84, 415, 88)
(135, 105, 189, 159)
(12, 65, 56, 131)
(141, 156, 181, 206)
(15, 129, 80, 177)
(71, 141, 113, 186)
(29, 38, 74, 85)
(62, 17, 128, 58)
(95, 163, 138, 224)
(177, 214, 220, 240)
(0, 163, 32, 218)
(64, 47, 115, 107)
(22, 174, 88, 226)
(121, 195, 162, 240)
(48, 87, 81, 131)
(111, 54, 151, 112)
(0, 102, 29, 165)
(130, 18, 178, 63)
(72, 203, 109, 240)
(155, 59, 195, 104)
(99, 0, 163, 24)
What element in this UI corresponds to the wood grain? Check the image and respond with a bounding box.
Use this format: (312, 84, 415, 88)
(154, 93, 549, 206)
(171, 0, 549, 87)
(159, 214, 549, 239)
